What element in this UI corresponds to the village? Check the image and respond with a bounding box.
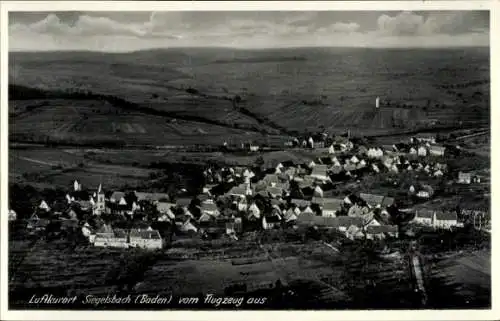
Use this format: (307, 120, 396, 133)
(8, 131, 489, 251)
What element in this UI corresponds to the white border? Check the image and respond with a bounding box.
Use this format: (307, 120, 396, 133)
(1, 1, 498, 320)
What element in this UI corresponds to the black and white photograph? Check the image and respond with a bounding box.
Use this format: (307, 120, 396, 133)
(1, 1, 496, 319)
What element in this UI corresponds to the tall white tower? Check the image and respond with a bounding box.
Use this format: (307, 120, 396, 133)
(95, 184, 105, 215)
(375, 97, 380, 109)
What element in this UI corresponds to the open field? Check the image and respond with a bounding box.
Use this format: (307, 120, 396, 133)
(9, 148, 157, 189)
(426, 250, 490, 309)
(10, 47, 490, 146)
(9, 235, 416, 309)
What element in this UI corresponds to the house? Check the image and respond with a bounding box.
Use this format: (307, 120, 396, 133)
(409, 185, 416, 194)
(321, 201, 343, 217)
(129, 229, 163, 249)
(409, 147, 417, 155)
(365, 225, 399, 240)
(291, 199, 311, 208)
(434, 169, 444, 177)
(176, 198, 192, 209)
(262, 214, 282, 230)
(350, 156, 360, 164)
(267, 186, 283, 199)
(371, 164, 380, 173)
(310, 167, 331, 183)
(157, 201, 176, 214)
(179, 220, 198, 234)
(313, 185, 324, 198)
(247, 203, 261, 220)
(357, 146, 368, 155)
(109, 191, 125, 203)
(357, 159, 367, 169)
(415, 134, 436, 144)
(331, 164, 343, 174)
(134, 192, 170, 203)
(283, 208, 298, 224)
(201, 200, 220, 217)
(249, 144, 260, 152)
(94, 228, 129, 248)
(39, 200, 50, 212)
(228, 185, 251, 198)
(429, 145, 445, 157)
(381, 197, 395, 208)
(417, 146, 427, 157)
(435, 211, 458, 229)
(360, 193, 385, 208)
(413, 210, 435, 226)
(458, 172, 472, 184)
(416, 190, 430, 199)
(263, 174, 279, 187)
(73, 180, 82, 192)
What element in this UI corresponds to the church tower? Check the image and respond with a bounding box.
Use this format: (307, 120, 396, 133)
(95, 184, 105, 215)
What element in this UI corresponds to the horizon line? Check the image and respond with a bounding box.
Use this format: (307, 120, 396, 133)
(9, 45, 491, 54)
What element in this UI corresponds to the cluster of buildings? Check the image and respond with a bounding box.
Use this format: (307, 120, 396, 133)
(11, 133, 473, 250)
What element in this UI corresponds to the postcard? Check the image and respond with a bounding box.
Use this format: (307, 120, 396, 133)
(0, 1, 498, 320)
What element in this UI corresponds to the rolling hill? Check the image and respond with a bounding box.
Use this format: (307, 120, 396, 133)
(9, 47, 490, 146)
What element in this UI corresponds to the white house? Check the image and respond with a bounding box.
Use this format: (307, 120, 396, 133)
(409, 147, 417, 155)
(413, 210, 434, 226)
(429, 145, 446, 157)
(248, 203, 261, 220)
(313, 185, 324, 198)
(434, 211, 458, 229)
(417, 146, 427, 157)
(434, 170, 444, 177)
(308, 137, 315, 149)
(129, 229, 163, 250)
(458, 172, 472, 184)
(417, 190, 430, 199)
(94, 228, 128, 248)
(39, 200, 50, 212)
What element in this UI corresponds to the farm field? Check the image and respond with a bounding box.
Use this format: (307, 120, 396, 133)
(426, 250, 491, 309)
(9, 99, 285, 147)
(9, 148, 157, 189)
(9, 47, 490, 145)
(9, 236, 416, 309)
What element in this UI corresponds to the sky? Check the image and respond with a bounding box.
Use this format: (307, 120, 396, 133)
(9, 11, 490, 52)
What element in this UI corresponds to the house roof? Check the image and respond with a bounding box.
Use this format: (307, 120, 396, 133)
(113, 229, 128, 238)
(436, 211, 458, 221)
(381, 197, 395, 207)
(201, 201, 219, 212)
(135, 192, 170, 202)
(267, 186, 283, 196)
(430, 145, 446, 153)
(416, 209, 434, 219)
(176, 198, 192, 207)
(263, 174, 279, 184)
(366, 225, 398, 234)
(323, 201, 343, 212)
(291, 199, 311, 207)
(110, 191, 125, 202)
(359, 193, 385, 206)
(311, 197, 343, 206)
(130, 229, 161, 239)
(228, 186, 246, 196)
(459, 171, 471, 178)
(265, 215, 282, 223)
